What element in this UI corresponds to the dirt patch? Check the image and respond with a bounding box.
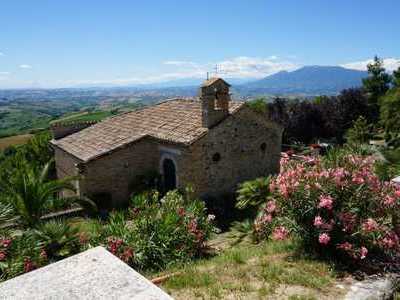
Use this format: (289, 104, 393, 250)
(0, 134, 33, 151)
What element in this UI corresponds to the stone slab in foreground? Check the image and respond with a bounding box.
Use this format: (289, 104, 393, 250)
(344, 274, 400, 300)
(0, 246, 173, 300)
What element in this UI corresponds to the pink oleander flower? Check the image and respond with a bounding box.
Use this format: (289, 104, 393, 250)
(23, 258, 35, 273)
(333, 168, 347, 186)
(318, 195, 334, 210)
(352, 175, 365, 184)
(380, 231, 399, 249)
(360, 247, 368, 259)
(265, 200, 277, 213)
(272, 226, 289, 240)
(362, 218, 378, 233)
(384, 195, 396, 207)
(318, 233, 330, 245)
(394, 189, 400, 198)
(337, 242, 353, 251)
(1, 239, 12, 248)
(313, 216, 324, 227)
(339, 212, 356, 232)
(262, 214, 273, 223)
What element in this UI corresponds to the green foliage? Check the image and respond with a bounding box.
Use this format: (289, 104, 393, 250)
(393, 67, 400, 88)
(0, 231, 45, 280)
(380, 88, 400, 146)
(374, 148, 400, 181)
(0, 203, 16, 228)
(236, 177, 271, 210)
(345, 116, 372, 145)
(91, 190, 214, 271)
(0, 161, 77, 227)
(54, 110, 113, 123)
(0, 219, 83, 281)
(247, 98, 268, 114)
(34, 219, 80, 259)
(362, 56, 391, 121)
(255, 151, 400, 266)
(23, 132, 53, 167)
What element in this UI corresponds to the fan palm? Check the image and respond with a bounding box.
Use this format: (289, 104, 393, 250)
(236, 176, 271, 210)
(0, 160, 87, 227)
(35, 219, 79, 259)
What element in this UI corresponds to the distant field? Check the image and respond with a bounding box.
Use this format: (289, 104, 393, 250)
(0, 134, 33, 151)
(53, 111, 114, 124)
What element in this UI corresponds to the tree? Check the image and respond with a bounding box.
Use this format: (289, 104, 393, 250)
(333, 88, 370, 143)
(362, 56, 391, 121)
(393, 66, 400, 88)
(380, 87, 400, 146)
(345, 116, 372, 145)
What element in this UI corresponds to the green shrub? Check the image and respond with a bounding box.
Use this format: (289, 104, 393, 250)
(0, 219, 83, 281)
(94, 190, 215, 271)
(34, 219, 81, 260)
(247, 98, 268, 114)
(345, 116, 372, 145)
(255, 151, 400, 266)
(236, 177, 271, 210)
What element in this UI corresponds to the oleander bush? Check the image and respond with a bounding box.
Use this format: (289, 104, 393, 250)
(91, 189, 215, 271)
(0, 219, 82, 280)
(254, 149, 400, 265)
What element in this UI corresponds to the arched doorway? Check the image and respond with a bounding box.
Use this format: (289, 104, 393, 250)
(162, 158, 176, 191)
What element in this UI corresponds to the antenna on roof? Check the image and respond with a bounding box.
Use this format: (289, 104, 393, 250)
(214, 64, 219, 76)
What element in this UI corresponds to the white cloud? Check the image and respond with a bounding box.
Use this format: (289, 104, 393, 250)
(214, 56, 298, 78)
(163, 61, 198, 67)
(0, 52, 4, 56)
(19, 64, 32, 69)
(0, 72, 9, 75)
(341, 58, 400, 72)
(62, 56, 300, 87)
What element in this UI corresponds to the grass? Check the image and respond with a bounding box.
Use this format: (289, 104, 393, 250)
(52, 110, 114, 123)
(157, 239, 341, 299)
(0, 134, 33, 150)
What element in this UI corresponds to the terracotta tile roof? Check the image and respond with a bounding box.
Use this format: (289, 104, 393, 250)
(201, 77, 231, 87)
(52, 99, 244, 162)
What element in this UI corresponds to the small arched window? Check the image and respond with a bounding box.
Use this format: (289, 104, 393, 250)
(212, 152, 221, 162)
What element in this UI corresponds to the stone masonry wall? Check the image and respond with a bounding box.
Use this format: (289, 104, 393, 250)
(80, 139, 160, 206)
(179, 105, 283, 199)
(54, 147, 81, 197)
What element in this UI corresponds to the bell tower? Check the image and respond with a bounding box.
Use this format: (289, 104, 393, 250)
(200, 78, 231, 128)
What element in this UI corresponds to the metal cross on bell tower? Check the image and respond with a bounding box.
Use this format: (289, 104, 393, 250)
(206, 64, 223, 80)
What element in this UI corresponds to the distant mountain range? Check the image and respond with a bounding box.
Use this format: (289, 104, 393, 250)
(139, 66, 368, 96)
(1, 65, 369, 97)
(237, 66, 368, 96)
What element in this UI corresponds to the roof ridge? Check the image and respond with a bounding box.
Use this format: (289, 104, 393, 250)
(53, 99, 245, 162)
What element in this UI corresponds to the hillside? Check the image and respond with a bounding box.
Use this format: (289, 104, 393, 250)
(237, 66, 368, 96)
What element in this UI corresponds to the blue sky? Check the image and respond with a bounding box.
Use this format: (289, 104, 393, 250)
(0, 0, 399, 88)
